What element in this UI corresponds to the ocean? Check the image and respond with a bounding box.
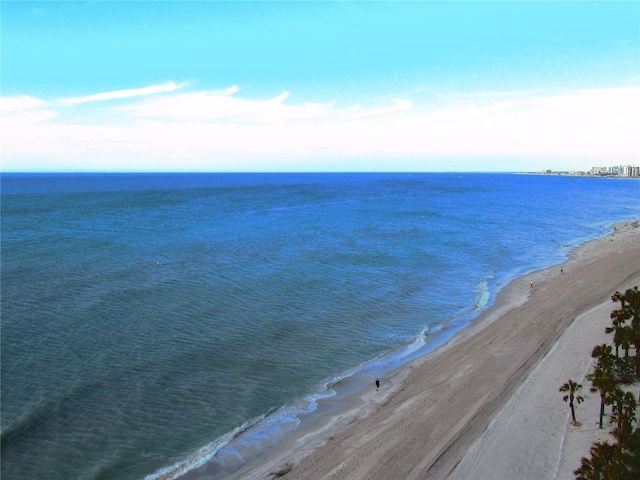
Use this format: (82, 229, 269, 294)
(1, 173, 638, 479)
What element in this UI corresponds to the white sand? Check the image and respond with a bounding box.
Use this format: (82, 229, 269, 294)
(449, 300, 629, 480)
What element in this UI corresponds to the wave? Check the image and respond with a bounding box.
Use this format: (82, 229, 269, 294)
(473, 277, 492, 312)
(0, 375, 105, 450)
(1, 398, 52, 448)
(144, 413, 270, 480)
(145, 385, 338, 480)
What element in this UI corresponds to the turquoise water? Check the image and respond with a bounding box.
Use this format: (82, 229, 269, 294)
(1, 173, 638, 479)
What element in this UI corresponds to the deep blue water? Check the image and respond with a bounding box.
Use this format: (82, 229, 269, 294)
(1, 173, 638, 479)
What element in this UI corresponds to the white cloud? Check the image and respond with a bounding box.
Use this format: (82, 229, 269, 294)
(344, 98, 413, 119)
(0, 95, 48, 113)
(124, 87, 334, 124)
(58, 81, 186, 106)
(1, 84, 638, 172)
(0, 95, 57, 122)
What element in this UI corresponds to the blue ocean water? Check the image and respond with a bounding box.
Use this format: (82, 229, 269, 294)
(1, 173, 638, 479)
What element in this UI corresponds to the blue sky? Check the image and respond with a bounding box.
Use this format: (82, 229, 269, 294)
(1, 1, 639, 172)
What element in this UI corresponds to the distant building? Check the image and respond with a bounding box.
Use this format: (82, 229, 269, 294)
(590, 165, 640, 177)
(542, 165, 638, 177)
(622, 165, 640, 177)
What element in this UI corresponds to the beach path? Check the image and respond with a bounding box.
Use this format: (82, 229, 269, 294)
(448, 297, 633, 480)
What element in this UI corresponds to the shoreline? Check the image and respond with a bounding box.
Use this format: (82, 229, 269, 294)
(224, 220, 640, 480)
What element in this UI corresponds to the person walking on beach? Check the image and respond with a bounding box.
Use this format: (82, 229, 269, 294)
(530, 281, 534, 288)
(375, 379, 380, 391)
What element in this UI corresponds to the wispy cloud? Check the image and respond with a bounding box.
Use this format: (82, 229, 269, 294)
(59, 81, 186, 106)
(124, 87, 333, 124)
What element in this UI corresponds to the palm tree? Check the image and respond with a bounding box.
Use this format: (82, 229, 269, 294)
(610, 287, 640, 378)
(590, 344, 616, 429)
(606, 317, 629, 358)
(631, 326, 640, 378)
(574, 442, 609, 480)
(577, 287, 640, 480)
(574, 441, 624, 480)
(560, 379, 585, 425)
(592, 343, 614, 365)
(608, 387, 637, 449)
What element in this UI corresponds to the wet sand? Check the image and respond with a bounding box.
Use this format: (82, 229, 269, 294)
(233, 220, 639, 480)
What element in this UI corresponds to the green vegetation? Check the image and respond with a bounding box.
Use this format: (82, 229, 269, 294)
(570, 286, 640, 480)
(561, 379, 585, 425)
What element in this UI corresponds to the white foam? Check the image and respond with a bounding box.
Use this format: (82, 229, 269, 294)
(144, 413, 269, 480)
(474, 279, 491, 311)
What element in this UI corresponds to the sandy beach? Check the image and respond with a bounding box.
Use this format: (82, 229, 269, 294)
(235, 220, 640, 480)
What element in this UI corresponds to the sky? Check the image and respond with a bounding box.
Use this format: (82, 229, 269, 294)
(1, 1, 639, 173)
